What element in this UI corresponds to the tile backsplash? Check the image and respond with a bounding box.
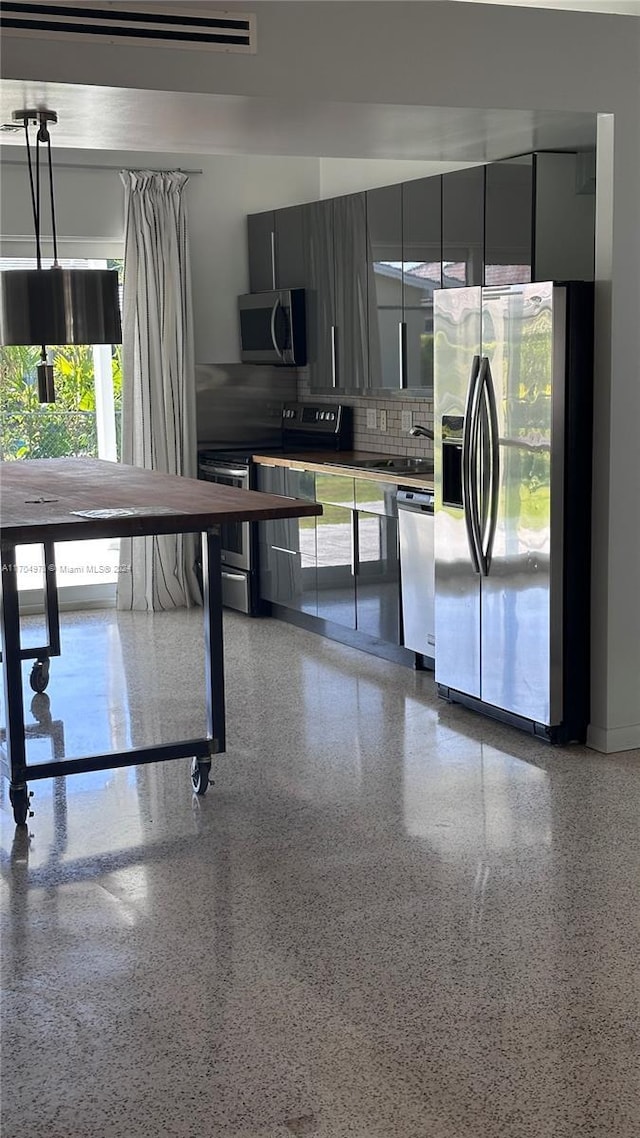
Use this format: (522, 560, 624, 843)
(297, 371, 434, 459)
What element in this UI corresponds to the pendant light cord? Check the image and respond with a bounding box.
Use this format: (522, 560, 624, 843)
(23, 117, 41, 270)
(44, 129, 59, 265)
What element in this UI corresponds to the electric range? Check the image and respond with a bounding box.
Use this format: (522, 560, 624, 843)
(197, 403, 351, 613)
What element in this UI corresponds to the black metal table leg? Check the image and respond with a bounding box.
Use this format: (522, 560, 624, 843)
(1, 529, 229, 816)
(194, 527, 226, 795)
(42, 540, 61, 657)
(1, 544, 31, 825)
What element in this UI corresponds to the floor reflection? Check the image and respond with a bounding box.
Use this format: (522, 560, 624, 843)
(1, 608, 640, 1138)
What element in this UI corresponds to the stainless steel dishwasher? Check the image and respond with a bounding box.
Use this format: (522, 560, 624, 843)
(397, 488, 435, 661)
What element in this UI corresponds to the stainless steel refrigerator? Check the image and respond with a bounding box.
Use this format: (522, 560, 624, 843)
(433, 281, 593, 742)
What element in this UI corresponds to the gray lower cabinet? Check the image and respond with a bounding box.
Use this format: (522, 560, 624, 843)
(354, 479, 400, 643)
(315, 472, 356, 629)
(257, 465, 317, 615)
(258, 465, 403, 646)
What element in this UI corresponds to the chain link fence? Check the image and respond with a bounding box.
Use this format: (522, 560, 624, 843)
(0, 410, 122, 461)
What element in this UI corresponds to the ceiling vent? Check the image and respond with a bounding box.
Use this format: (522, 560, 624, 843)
(0, 2, 256, 53)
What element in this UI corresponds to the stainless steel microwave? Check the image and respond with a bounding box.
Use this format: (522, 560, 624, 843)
(238, 288, 306, 367)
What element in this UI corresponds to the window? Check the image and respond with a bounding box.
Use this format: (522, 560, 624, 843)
(0, 257, 123, 606)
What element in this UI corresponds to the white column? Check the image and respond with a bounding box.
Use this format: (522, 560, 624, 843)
(93, 344, 117, 462)
(588, 109, 640, 753)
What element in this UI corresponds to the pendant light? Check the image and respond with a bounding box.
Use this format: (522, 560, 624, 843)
(0, 109, 122, 403)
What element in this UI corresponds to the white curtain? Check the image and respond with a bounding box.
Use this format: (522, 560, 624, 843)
(117, 170, 202, 611)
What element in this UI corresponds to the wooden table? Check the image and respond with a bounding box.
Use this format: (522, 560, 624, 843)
(0, 458, 321, 825)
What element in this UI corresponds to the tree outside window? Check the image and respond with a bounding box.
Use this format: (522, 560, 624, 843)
(0, 258, 123, 462)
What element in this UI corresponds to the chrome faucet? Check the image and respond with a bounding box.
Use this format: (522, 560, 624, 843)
(408, 424, 434, 440)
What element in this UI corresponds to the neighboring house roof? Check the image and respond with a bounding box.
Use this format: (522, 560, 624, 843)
(373, 259, 532, 287)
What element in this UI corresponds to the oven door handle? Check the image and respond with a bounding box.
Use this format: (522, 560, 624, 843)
(199, 465, 249, 481)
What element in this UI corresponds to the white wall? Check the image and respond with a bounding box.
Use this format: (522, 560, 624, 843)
(2, 1, 639, 750)
(0, 148, 472, 360)
(1, 147, 322, 361)
(319, 158, 474, 197)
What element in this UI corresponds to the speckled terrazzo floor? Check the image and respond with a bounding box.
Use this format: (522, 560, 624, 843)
(2, 607, 640, 1138)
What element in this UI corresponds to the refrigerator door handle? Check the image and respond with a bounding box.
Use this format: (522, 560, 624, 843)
(462, 355, 482, 574)
(470, 357, 488, 571)
(481, 356, 500, 575)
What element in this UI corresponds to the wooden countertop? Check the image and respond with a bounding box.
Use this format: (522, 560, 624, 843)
(0, 458, 322, 545)
(253, 450, 435, 490)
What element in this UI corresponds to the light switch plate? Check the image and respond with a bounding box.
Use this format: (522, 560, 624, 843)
(366, 408, 377, 430)
(379, 409, 387, 432)
(401, 410, 413, 433)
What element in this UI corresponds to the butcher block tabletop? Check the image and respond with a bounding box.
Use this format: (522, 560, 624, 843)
(0, 458, 322, 545)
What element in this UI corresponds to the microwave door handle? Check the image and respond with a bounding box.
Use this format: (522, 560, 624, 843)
(270, 299, 285, 362)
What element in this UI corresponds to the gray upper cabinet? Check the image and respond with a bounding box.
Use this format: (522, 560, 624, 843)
(247, 210, 276, 292)
(402, 177, 442, 390)
(484, 155, 534, 285)
(247, 152, 594, 387)
(303, 198, 336, 390)
(442, 166, 485, 288)
(248, 206, 307, 292)
(333, 193, 369, 390)
(275, 204, 307, 288)
(484, 152, 595, 285)
(533, 152, 595, 282)
(303, 193, 368, 390)
(367, 178, 442, 392)
(367, 183, 403, 391)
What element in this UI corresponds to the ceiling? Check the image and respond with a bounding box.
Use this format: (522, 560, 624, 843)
(4, 0, 627, 161)
(0, 80, 597, 162)
(443, 0, 640, 12)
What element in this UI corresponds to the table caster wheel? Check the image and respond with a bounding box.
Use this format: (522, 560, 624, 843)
(190, 757, 211, 796)
(9, 784, 33, 826)
(30, 658, 50, 693)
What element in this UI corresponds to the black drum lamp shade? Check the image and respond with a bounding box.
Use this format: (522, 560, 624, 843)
(0, 267, 122, 346)
(0, 109, 122, 401)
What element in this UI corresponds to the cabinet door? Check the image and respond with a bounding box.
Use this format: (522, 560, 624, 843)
(442, 167, 484, 288)
(315, 473, 356, 628)
(367, 184, 403, 390)
(533, 152, 595, 282)
(355, 480, 400, 644)
(274, 205, 306, 289)
(303, 199, 336, 389)
(284, 468, 317, 616)
(356, 511, 400, 643)
(403, 177, 442, 390)
(257, 465, 288, 604)
(484, 156, 533, 285)
(333, 193, 369, 389)
(257, 465, 317, 613)
(247, 211, 275, 292)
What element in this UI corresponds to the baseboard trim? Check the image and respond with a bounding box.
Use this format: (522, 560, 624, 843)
(269, 604, 427, 669)
(587, 722, 640, 753)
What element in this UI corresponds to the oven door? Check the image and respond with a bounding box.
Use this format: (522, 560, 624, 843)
(198, 461, 251, 571)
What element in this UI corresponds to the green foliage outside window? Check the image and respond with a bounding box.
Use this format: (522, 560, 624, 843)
(0, 258, 123, 462)
(0, 343, 122, 461)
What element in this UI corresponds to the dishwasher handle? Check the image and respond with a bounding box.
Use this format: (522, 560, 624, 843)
(396, 489, 434, 513)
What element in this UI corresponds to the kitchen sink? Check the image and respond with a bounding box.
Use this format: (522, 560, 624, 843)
(332, 456, 433, 476)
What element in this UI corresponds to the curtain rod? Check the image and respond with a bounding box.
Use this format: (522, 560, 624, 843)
(1, 158, 203, 174)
